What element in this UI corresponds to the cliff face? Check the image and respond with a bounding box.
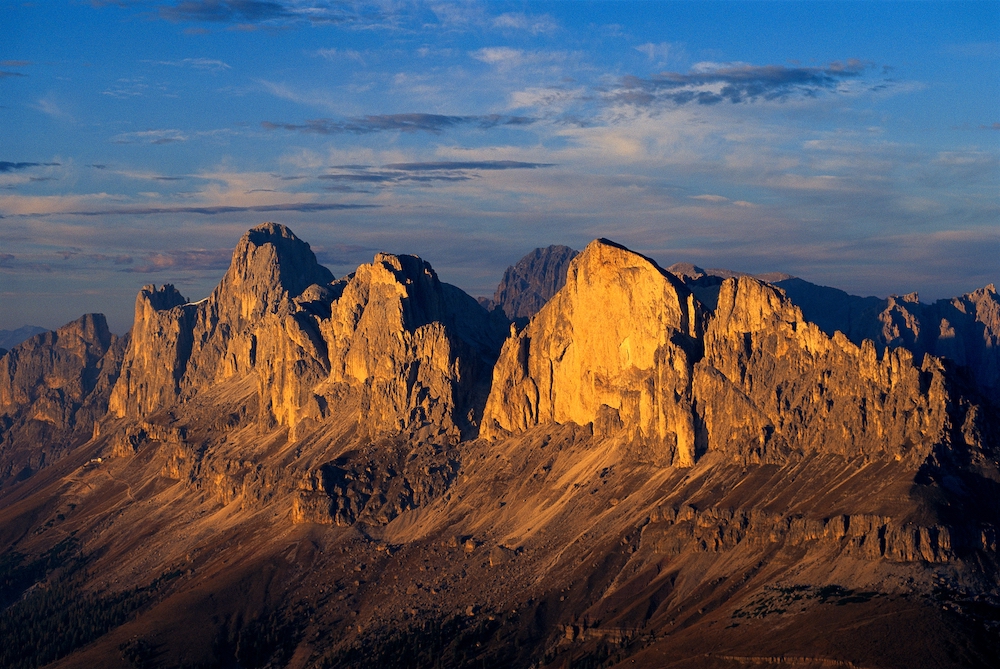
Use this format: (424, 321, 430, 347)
(108, 223, 335, 425)
(483, 247, 974, 474)
(491, 244, 579, 320)
(774, 279, 1000, 405)
(693, 276, 953, 465)
(483, 239, 704, 466)
(0, 314, 125, 482)
(109, 223, 504, 438)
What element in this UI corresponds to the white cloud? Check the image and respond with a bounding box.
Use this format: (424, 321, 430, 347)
(150, 58, 231, 72)
(635, 42, 685, 63)
(32, 94, 74, 122)
(492, 12, 558, 34)
(313, 48, 365, 64)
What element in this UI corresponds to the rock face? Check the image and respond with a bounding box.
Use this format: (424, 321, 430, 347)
(109, 222, 504, 438)
(483, 239, 704, 466)
(693, 276, 954, 464)
(484, 249, 974, 473)
(0, 314, 125, 483)
(491, 244, 578, 320)
(108, 222, 335, 425)
(775, 279, 1000, 404)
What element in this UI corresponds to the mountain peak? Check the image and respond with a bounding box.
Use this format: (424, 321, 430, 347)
(483, 238, 704, 465)
(221, 221, 334, 314)
(491, 244, 578, 320)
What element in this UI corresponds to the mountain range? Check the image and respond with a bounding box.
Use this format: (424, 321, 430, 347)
(1, 223, 998, 668)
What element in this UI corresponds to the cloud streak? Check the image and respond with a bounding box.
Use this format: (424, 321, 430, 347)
(383, 160, 555, 171)
(0, 162, 61, 172)
(149, 57, 232, 71)
(262, 113, 535, 135)
(614, 60, 871, 106)
(157, 0, 387, 28)
(112, 129, 188, 144)
(17, 202, 377, 217)
(124, 248, 233, 273)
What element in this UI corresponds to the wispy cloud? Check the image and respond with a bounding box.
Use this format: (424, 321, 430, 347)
(32, 95, 74, 121)
(613, 60, 872, 106)
(312, 47, 365, 63)
(492, 12, 557, 35)
(0, 60, 32, 67)
(148, 57, 232, 71)
(262, 113, 535, 135)
(634, 42, 686, 63)
(0, 162, 61, 173)
(49, 202, 377, 217)
(159, 1, 294, 24)
(103, 77, 151, 99)
(111, 129, 188, 144)
(124, 248, 233, 273)
(0, 71, 27, 79)
(470, 47, 573, 71)
(157, 0, 387, 28)
(383, 160, 555, 171)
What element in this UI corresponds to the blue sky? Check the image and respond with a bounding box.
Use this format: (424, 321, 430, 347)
(2, 0, 998, 333)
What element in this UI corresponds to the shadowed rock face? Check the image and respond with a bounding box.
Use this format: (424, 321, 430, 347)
(1, 227, 998, 669)
(774, 279, 1000, 404)
(694, 276, 955, 466)
(491, 244, 579, 320)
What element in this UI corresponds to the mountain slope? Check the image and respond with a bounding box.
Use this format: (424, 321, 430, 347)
(0, 224, 997, 669)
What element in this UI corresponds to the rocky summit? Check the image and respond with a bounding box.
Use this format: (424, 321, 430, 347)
(1, 223, 998, 669)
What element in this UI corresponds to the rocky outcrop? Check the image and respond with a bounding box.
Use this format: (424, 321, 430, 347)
(109, 223, 505, 439)
(482, 246, 968, 471)
(774, 279, 1000, 405)
(644, 505, 956, 563)
(109, 222, 335, 424)
(0, 314, 125, 483)
(482, 239, 705, 466)
(693, 277, 953, 464)
(491, 245, 578, 320)
(316, 252, 505, 438)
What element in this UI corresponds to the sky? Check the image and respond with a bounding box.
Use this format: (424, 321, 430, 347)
(1, 0, 998, 333)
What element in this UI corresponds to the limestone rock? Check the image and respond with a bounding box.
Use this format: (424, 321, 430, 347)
(491, 245, 579, 320)
(482, 239, 705, 466)
(0, 314, 124, 483)
(694, 276, 952, 464)
(109, 223, 505, 439)
(774, 279, 1000, 404)
(318, 252, 505, 438)
(109, 223, 335, 424)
